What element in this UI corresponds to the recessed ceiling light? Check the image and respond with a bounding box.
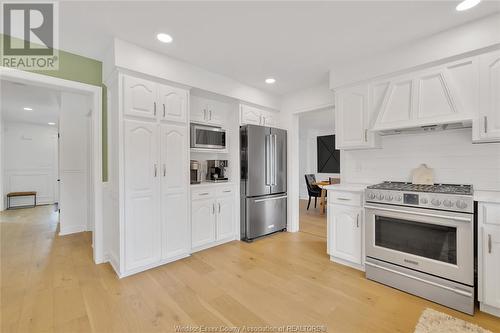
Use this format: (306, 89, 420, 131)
(48, 122, 56, 126)
(23, 107, 33, 111)
(456, 0, 481, 11)
(265, 78, 276, 84)
(157, 33, 173, 43)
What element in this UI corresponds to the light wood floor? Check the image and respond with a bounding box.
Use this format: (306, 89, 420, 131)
(2, 205, 500, 333)
(299, 199, 327, 239)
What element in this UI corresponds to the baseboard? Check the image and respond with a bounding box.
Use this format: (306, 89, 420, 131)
(330, 255, 365, 272)
(59, 225, 87, 236)
(104, 252, 120, 276)
(118, 253, 191, 279)
(480, 303, 500, 318)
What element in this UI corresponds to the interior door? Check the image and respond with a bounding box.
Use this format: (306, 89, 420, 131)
(124, 120, 160, 270)
(158, 84, 187, 123)
(245, 125, 271, 197)
(270, 127, 287, 194)
(160, 124, 189, 259)
(58, 92, 89, 235)
(123, 75, 157, 119)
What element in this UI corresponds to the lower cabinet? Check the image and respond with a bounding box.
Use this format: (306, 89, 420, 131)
(478, 201, 500, 317)
(191, 186, 236, 252)
(327, 188, 364, 270)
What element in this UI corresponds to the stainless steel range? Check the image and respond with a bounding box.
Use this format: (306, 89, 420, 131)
(364, 181, 475, 314)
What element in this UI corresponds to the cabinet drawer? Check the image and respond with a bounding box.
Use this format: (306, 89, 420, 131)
(330, 191, 362, 206)
(191, 188, 215, 200)
(216, 186, 234, 197)
(480, 203, 500, 226)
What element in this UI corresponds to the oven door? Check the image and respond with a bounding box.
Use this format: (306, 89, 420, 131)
(365, 203, 473, 286)
(190, 124, 226, 149)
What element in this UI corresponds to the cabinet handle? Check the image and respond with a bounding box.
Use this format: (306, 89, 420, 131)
(356, 214, 360, 228)
(163, 164, 166, 177)
(154, 164, 158, 177)
(203, 109, 207, 120)
(484, 116, 488, 134)
(154, 102, 157, 116)
(223, 190, 231, 193)
(364, 129, 368, 142)
(209, 110, 212, 120)
(337, 197, 351, 201)
(163, 104, 166, 118)
(488, 234, 492, 254)
(199, 192, 209, 196)
(212, 203, 215, 215)
(218, 202, 221, 214)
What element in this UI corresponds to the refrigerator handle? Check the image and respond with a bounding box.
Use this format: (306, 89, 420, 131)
(273, 134, 277, 186)
(265, 134, 271, 186)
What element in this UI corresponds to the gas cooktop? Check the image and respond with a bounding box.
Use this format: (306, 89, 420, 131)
(367, 181, 473, 196)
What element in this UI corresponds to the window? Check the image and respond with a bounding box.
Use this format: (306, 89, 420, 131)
(317, 135, 340, 173)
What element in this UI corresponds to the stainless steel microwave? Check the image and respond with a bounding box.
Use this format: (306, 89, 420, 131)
(190, 124, 227, 149)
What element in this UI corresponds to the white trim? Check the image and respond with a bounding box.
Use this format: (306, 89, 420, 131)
(0, 67, 104, 264)
(59, 224, 88, 236)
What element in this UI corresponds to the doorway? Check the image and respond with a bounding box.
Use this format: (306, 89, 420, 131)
(0, 69, 103, 263)
(297, 107, 337, 238)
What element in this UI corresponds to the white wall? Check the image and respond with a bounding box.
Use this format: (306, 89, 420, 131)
(3, 122, 58, 207)
(342, 129, 500, 191)
(330, 13, 500, 88)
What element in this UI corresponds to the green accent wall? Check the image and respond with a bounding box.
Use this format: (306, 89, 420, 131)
(1, 34, 108, 181)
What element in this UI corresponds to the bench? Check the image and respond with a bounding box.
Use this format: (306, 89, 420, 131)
(7, 191, 37, 209)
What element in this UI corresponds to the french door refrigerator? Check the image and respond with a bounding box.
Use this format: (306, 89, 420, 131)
(240, 125, 287, 241)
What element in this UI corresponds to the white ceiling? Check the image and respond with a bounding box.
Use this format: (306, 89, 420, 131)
(299, 108, 335, 133)
(1, 81, 60, 126)
(58, 1, 499, 95)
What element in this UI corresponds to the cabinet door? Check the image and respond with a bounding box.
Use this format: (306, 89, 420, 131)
(329, 204, 362, 264)
(216, 195, 235, 241)
(192, 199, 216, 248)
(335, 84, 371, 149)
(263, 112, 278, 127)
(123, 75, 157, 119)
(478, 50, 500, 141)
(205, 100, 224, 126)
(190, 95, 208, 123)
(160, 124, 189, 259)
(481, 226, 500, 308)
(158, 84, 188, 123)
(240, 105, 263, 125)
(124, 120, 160, 270)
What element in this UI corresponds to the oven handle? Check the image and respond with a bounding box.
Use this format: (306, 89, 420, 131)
(365, 261, 473, 298)
(364, 205, 472, 222)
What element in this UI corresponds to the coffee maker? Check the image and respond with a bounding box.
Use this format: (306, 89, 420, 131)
(190, 160, 202, 184)
(206, 160, 228, 182)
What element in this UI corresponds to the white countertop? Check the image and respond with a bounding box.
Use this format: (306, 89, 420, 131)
(474, 190, 500, 204)
(190, 181, 234, 187)
(324, 183, 370, 192)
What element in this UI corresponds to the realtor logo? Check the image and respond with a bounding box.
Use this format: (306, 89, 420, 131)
(1, 2, 59, 70)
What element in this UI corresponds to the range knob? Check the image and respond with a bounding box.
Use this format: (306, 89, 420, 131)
(443, 200, 453, 208)
(367, 192, 376, 200)
(420, 198, 428, 204)
(456, 200, 468, 209)
(386, 195, 394, 201)
(377, 193, 385, 200)
(431, 199, 442, 206)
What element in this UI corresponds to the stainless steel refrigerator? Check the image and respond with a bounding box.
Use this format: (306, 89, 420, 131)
(240, 125, 287, 241)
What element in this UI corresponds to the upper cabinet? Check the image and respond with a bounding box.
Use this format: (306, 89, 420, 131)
(475, 50, 500, 143)
(190, 95, 226, 126)
(123, 74, 188, 124)
(371, 57, 477, 131)
(240, 104, 279, 127)
(335, 84, 380, 150)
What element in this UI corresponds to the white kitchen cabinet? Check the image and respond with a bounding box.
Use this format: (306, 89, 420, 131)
(371, 57, 477, 132)
(329, 204, 363, 266)
(216, 195, 235, 241)
(191, 198, 217, 248)
(159, 84, 188, 123)
(240, 104, 279, 127)
(123, 120, 161, 271)
(123, 76, 158, 119)
(326, 186, 366, 270)
(478, 200, 500, 317)
(191, 185, 236, 251)
(335, 84, 379, 149)
(123, 74, 188, 124)
(475, 50, 500, 142)
(160, 124, 189, 259)
(190, 95, 226, 126)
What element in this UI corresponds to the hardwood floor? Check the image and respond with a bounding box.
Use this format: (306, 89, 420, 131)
(2, 205, 500, 333)
(299, 199, 327, 239)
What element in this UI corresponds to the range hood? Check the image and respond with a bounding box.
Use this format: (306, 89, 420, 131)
(377, 121, 472, 136)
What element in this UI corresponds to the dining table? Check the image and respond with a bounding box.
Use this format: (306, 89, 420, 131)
(312, 180, 331, 215)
